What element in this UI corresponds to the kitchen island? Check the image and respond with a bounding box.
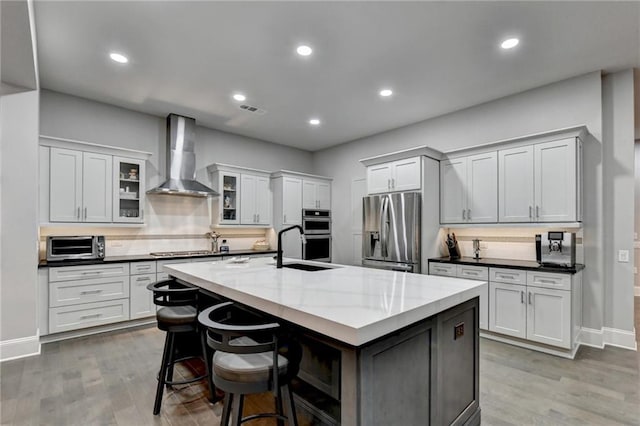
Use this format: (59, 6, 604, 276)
(165, 257, 486, 426)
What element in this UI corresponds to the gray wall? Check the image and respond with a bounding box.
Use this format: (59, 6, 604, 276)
(40, 90, 314, 190)
(602, 70, 635, 332)
(313, 71, 609, 332)
(0, 90, 39, 348)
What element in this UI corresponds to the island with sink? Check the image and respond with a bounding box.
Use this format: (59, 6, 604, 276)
(164, 256, 485, 426)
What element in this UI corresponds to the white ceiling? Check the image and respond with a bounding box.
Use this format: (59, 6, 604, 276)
(34, 1, 639, 151)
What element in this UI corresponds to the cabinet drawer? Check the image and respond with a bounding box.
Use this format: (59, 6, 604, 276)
(49, 299, 130, 334)
(49, 276, 130, 307)
(49, 263, 129, 282)
(130, 261, 157, 275)
(456, 265, 488, 281)
(429, 263, 457, 277)
(490, 268, 527, 285)
(527, 271, 571, 291)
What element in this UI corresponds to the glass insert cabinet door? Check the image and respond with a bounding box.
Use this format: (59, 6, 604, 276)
(113, 156, 145, 223)
(220, 172, 239, 224)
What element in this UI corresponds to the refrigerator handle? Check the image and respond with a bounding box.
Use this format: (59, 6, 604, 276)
(381, 196, 390, 257)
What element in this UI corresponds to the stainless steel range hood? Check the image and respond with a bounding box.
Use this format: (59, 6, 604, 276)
(147, 114, 218, 197)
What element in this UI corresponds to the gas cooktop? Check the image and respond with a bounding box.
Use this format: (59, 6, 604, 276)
(149, 250, 215, 258)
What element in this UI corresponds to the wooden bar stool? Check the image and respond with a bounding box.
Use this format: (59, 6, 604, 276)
(198, 301, 299, 426)
(147, 279, 215, 415)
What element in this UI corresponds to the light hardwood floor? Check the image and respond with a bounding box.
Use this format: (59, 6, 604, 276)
(2, 298, 639, 425)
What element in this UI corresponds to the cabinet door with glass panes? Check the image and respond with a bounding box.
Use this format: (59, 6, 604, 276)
(113, 156, 146, 223)
(219, 172, 240, 224)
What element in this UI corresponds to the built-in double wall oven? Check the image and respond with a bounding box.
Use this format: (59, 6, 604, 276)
(302, 209, 331, 262)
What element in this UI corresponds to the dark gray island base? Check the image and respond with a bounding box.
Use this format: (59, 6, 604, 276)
(166, 259, 482, 425)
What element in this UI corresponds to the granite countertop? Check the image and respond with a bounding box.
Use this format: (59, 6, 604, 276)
(165, 257, 486, 347)
(428, 256, 584, 274)
(39, 249, 277, 268)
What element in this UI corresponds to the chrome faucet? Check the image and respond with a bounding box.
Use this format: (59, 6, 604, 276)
(277, 225, 306, 268)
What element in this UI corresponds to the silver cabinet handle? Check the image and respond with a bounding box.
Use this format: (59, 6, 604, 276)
(539, 279, 556, 284)
(529, 206, 532, 219)
(77, 207, 81, 220)
(499, 274, 515, 279)
(387, 179, 391, 189)
(521, 291, 525, 304)
(465, 271, 478, 276)
(80, 313, 102, 320)
(141, 209, 144, 220)
(138, 265, 151, 270)
(462, 209, 466, 220)
(536, 206, 540, 219)
(136, 276, 151, 282)
(81, 271, 102, 275)
(467, 209, 471, 221)
(528, 292, 532, 305)
(84, 207, 87, 219)
(391, 178, 395, 189)
(80, 289, 102, 295)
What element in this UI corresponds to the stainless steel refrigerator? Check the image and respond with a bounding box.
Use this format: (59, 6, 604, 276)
(362, 192, 421, 273)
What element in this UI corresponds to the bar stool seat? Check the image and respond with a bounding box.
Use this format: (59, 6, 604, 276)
(156, 305, 198, 329)
(199, 302, 300, 426)
(147, 279, 215, 415)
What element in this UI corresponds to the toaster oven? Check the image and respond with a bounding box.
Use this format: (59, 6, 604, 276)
(46, 236, 106, 261)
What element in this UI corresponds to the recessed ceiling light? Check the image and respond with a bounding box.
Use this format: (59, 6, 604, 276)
(109, 52, 129, 64)
(296, 45, 313, 56)
(309, 118, 320, 126)
(500, 38, 519, 49)
(379, 89, 393, 97)
(233, 93, 246, 102)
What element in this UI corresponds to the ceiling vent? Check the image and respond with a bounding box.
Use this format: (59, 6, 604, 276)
(239, 104, 267, 115)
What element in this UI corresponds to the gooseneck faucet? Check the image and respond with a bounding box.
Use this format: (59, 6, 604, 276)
(276, 225, 306, 268)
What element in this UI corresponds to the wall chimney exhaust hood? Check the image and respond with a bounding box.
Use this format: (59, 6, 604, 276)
(147, 114, 218, 197)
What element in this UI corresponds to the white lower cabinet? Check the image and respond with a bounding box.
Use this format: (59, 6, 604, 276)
(428, 262, 488, 330)
(48, 263, 131, 334)
(129, 261, 157, 320)
(488, 268, 577, 349)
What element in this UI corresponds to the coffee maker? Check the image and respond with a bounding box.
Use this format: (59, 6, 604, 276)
(536, 232, 576, 267)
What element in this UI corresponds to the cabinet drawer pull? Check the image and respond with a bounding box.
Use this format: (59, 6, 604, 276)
(521, 291, 524, 304)
(462, 209, 466, 220)
(467, 209, 471, 220)
(539, 279, 557, 284)
(498, 274, 515, 279)
(81, 271, 102, 275)
(137, 266, 151, 270)
(84, 207, 87, 219)
(391, 178, 395, 189)
(528, 292, 533, 305)
(136, 277, 151, 281)
(80, 289, 103, 295)
(80, 313, 102, 320)
(529, 206, 532, 219)
(77, 207, 81, 220)
(465, 271, 478, 276)
(536, 206, 540, 218)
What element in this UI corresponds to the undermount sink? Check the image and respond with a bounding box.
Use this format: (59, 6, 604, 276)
(282, 263, 336, 272)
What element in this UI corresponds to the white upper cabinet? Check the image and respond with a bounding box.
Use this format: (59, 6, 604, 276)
(113, 156, 146, 223)
(282, 177, 303, 225)
(440, 158, 467, 223)
(498, 145, 534, 222)
(49, 148, 83, 222)
(499, 137, 580, 223)
(534, 138, 577, 222)
(366, 157, 421, 194)
(240, 173, 271, 225)
(303, 179, 332, 210)
(50, 148, 112, 223)
(209, 164, 272, 227)
(440, 152, 497, 223)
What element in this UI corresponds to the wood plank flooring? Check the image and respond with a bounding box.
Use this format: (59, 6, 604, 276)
(2, 298, 639, 425)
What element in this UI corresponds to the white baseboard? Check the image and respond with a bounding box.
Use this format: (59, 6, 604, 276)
(579, 327, 604, 348)
(602, 327, 637, 351)
(579, 326, 637, 351)
(0, 334, 41, 362)
(634, 286, 640, 297)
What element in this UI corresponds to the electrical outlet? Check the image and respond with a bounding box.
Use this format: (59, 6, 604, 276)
(618, 250, 629, 263)
(110, 241, 123, 248)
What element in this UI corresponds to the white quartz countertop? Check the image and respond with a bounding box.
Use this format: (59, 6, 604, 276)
(164, 257, 486, 346)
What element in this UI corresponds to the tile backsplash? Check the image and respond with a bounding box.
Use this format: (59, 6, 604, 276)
(439, 227, 584, 264)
